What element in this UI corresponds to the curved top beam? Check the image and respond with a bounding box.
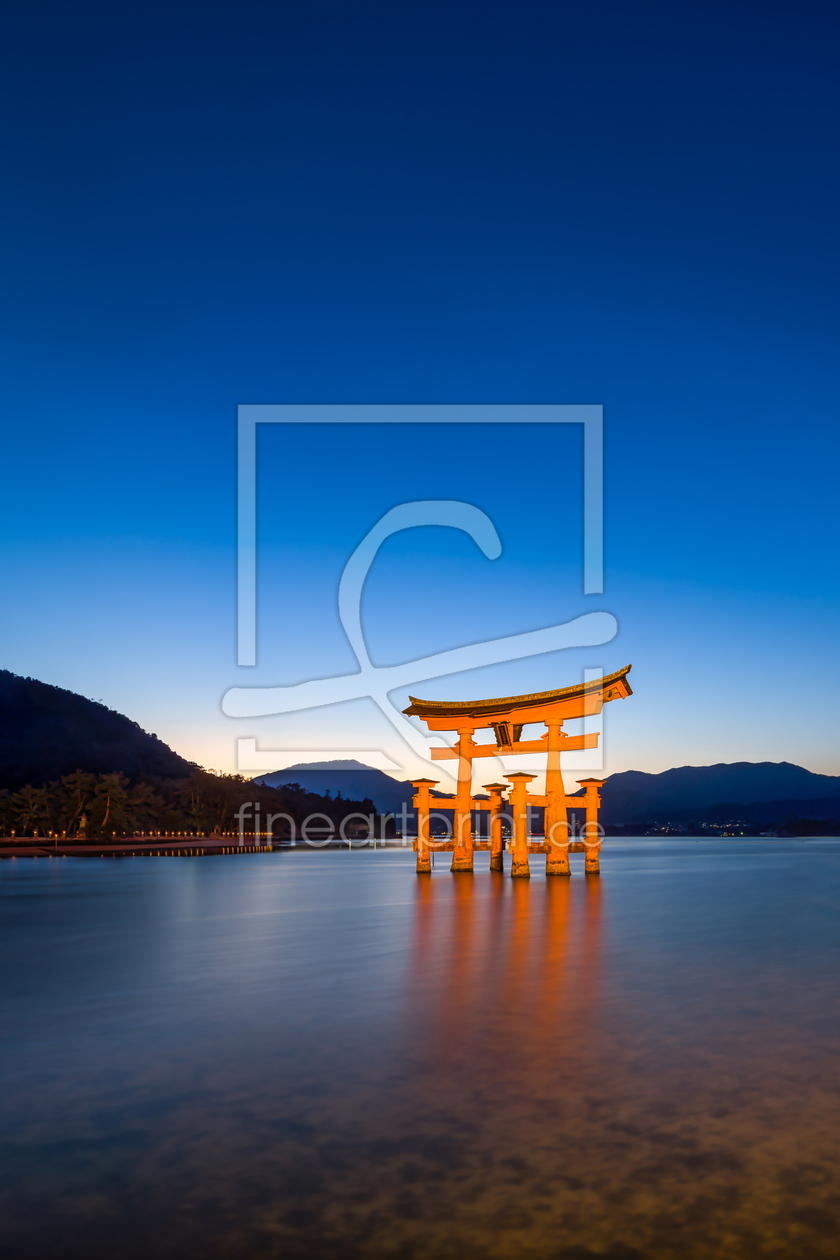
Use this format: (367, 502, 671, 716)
(403, 664, 632, 721)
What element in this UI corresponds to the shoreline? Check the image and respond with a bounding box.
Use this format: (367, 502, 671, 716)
(0, 835, 832, 860)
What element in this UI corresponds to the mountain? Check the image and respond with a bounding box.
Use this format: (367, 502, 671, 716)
(255, 758, 840, 828)
(607, 797, 840, 827)
(253, 761, 419, 816)
(599, 761, 840, 823)
(0, 670, 196, 789)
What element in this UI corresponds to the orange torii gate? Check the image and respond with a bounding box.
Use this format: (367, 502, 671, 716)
(404, 665, 632, 878)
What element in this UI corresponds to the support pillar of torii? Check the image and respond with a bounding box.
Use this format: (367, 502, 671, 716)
(483, 782, 508, 872)
(411, 774, 606, 876)
(451, 726, 475, 872)
(544, 719, 570, 876)
(506, 772, 536, 878)
(411, 778, 437, 874)
(579, 777, 605, 874)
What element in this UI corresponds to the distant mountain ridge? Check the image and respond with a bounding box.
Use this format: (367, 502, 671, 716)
(253, 761, 418, 816)
(4, 667, 837, 825)
(255, 758, 840, 825)
(0, 670, 195, 789)
(599, 761, 840, 823)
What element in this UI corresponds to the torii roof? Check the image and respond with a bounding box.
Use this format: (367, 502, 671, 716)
(403, 664, 632, 720)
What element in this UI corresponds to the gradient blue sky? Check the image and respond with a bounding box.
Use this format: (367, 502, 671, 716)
(1, 1, 838, 783)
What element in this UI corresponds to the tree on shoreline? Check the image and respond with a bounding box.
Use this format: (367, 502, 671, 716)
(0, 768, 376, 839)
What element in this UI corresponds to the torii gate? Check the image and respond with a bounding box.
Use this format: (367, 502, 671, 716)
(404, 665, 632, 878)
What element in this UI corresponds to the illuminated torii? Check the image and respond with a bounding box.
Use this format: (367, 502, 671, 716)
(404, 665, 632, 877)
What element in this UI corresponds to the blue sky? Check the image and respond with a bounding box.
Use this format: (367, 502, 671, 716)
(1, 1, 838, 783)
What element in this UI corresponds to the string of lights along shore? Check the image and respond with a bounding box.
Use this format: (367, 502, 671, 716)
(405, 665, 633, 877)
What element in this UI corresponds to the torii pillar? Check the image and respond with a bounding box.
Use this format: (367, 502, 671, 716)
(483, 783, 508, 873)
(505, 772, 536, 878)
(544, 721, 571, 876)
(578, 778, 604, 874)
(451, 726, 476, 873)
(411, 778, 437, 875)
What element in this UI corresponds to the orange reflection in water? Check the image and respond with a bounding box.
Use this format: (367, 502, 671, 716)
(407, 870, 606, 1095)
(393, 868, 840, 1260)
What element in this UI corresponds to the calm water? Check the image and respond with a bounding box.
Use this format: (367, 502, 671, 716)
(2, 841, 840, 1259)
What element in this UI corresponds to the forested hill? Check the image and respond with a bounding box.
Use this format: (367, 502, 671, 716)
(0, 670, 195, 789)
(599, 761, 840, 823)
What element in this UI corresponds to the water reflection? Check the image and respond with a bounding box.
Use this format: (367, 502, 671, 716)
(2, 847, 840, 1259)
(397, 863, 840, 1260)
(409, 870, 604, 1080)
